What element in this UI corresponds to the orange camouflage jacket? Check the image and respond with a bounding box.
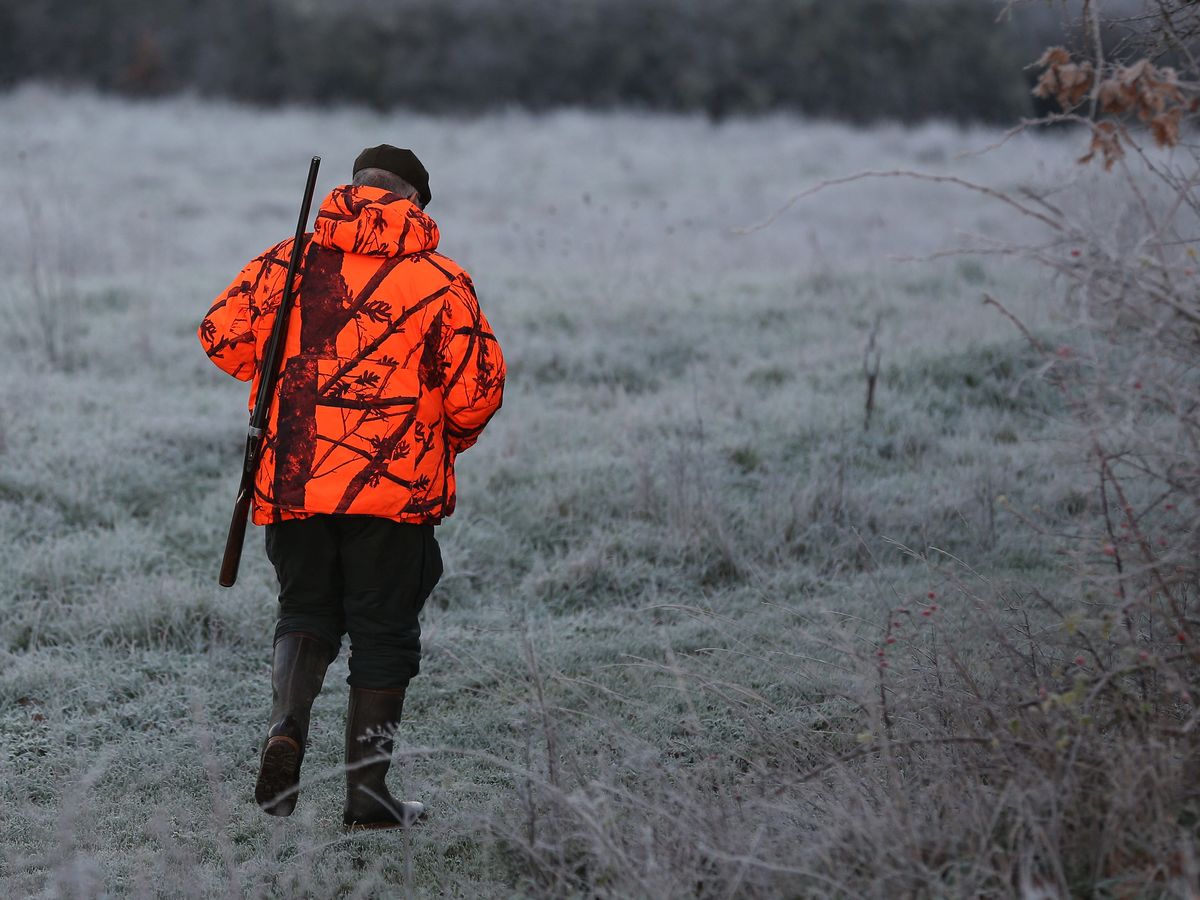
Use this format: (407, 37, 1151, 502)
(199, 185, 505, 525)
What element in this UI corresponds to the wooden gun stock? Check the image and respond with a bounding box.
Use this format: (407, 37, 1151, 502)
(219, 485, 253, 587)
(218, 156, 320, 587)
(218, 437, 258, 587)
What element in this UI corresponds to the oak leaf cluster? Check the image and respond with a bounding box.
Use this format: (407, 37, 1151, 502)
(1034, 47, 1197, 170)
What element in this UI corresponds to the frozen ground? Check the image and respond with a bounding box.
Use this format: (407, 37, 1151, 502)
(0, 87, 1093, 896)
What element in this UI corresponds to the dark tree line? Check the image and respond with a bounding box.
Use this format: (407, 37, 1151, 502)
(0, 0, 1068, 123)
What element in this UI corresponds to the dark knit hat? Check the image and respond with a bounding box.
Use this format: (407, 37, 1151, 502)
(353, 144, 431, 207)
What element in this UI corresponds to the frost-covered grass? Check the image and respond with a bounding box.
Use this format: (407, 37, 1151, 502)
(0, 87, 1093, 897)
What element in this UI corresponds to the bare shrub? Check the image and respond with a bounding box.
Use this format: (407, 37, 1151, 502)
(1, 186, 84, 371)
(480, 6, 1200, 897)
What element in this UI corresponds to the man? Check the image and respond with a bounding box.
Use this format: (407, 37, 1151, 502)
(198, 145, 505, 829)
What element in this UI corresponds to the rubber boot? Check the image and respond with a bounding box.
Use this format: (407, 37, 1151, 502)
(255, 632, 331, 816)
(343, 686, 426, 830)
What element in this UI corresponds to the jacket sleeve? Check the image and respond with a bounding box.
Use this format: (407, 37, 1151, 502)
(440, 274, 505, 454)
(198, 261, 261, 382)
(197, 239, 292, 382)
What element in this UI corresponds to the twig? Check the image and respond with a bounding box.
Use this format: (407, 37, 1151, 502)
(863, 313, 881, 431)
(1086, 0, 1105, 121)
(738, 170, 1067, 236)
(982, 293, 1047, 354)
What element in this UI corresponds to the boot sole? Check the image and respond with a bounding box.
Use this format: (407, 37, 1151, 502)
(255, 735, 302, 816)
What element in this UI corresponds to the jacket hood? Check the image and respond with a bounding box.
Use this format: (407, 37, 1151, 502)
(312, 185, 440, 257)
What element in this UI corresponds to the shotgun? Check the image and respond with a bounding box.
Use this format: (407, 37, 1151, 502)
(219, 156, 321, 587)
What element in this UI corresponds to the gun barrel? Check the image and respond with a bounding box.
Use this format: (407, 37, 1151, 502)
(218, 156, 321, 587)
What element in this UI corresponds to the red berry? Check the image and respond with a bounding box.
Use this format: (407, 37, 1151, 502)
(1074, 655, 1085, 666)
(927, 591, 937, 600)
(1177, 632, 1188, 643)
(1102, 545, 1117, 557)
(885, 636, 896, 645)
(1070, 249, 1081, 257)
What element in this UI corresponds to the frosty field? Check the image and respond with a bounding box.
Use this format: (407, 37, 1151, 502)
(0, 87, 1097, 897)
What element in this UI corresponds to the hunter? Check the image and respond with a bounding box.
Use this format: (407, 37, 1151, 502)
(198, 145, 505, 829)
